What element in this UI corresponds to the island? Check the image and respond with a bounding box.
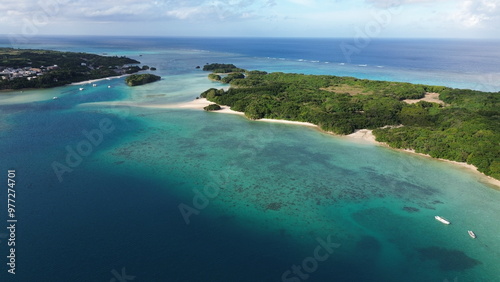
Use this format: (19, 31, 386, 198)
(125, 74, 161, 86)
(0, 48, 141, 90)
(202, 63, 245, 73)
(200, 64, 500, 180)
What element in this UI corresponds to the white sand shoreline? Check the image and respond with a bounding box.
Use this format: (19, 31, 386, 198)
(70, 75, 129, 86)
(398, 148, 500, 189)
(114, 97, 500, 189)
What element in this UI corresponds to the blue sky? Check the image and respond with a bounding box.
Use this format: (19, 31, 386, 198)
(1, 0, 499, 38)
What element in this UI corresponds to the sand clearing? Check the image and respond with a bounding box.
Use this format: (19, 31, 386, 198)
(346, 129, 377, 143)
(404, 92, 446, 105)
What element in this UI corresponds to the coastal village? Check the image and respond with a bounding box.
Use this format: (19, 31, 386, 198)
(0, 48, 142, 89)
(0, 63, 139, 82)
(0, 65, 59, 81)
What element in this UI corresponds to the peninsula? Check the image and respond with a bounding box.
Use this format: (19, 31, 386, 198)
(0, 48, 141, 90)
(200, 64, 500, 180)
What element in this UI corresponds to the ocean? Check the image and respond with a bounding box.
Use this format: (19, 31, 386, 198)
(0, 36, 499, 282)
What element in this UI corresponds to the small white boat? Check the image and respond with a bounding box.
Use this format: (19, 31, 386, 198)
(108, 85, 111, 88)
(468, 230, 476, 239)
(92, 83, 97, 87)
(435, 216, 450, 225)
(52, 96, 58, 100)
(79, 88, 84, 91)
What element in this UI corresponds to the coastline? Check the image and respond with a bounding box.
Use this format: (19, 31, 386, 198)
(1, 74, 129, 93)
(130, 97, 500, 189)
(70, 74, 129, 86)
(155, 98, 319, 126)
(398, 148, 500, 189)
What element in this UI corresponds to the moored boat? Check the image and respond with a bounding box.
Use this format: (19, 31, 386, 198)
(468, 230, 476, 238)
(435, 216, 450, 225)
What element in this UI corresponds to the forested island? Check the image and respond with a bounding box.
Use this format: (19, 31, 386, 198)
(125, 74, 161, 86)
(0, 48, 141, 90)
(201, 64, 500, 180)
(202, 63, 245, 73)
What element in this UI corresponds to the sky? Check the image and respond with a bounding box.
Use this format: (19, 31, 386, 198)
(0, 0, 499, 38)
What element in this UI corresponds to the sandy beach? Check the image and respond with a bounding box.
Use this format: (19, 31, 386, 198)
(147, 99, 383, 146)
(346, 129, 377, 143)
(150, 98, 320, 125)
(399, 149, 500, 189)
(70, 75, 129, 86)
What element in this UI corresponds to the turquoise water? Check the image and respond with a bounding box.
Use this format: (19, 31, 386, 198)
(0, 37, 499, 281)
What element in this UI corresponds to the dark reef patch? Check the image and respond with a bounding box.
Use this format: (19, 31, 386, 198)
(266, 202, 283, 211)
(403, 206, 419, 213)
(418, 246, 481, 271)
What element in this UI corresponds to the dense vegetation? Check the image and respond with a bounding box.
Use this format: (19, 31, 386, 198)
(0, 48, 139, 68)
(221, 72, 245, 84)
(201, 68, 500, 179)
(0, 48, 140, 90)
(125, 74, 161, 86)
(202, 63, 246, 73)
(208, 73, 221, 81)
(204, 104, 222, 111)
(375, 88, 500, 179)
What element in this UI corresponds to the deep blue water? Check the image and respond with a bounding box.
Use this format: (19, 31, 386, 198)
(0, 36, 499, 282)
(4, 36, 498, 91)
(3, 36, 500, 73)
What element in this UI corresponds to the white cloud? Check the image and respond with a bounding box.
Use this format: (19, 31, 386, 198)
(288, 0, 316, 5)
(452, 0, 499, 27)
(365, 0, 448, 8)
(0, 0, 270, 22)
(79, 4, 153, 17)
(0, 0, 498, 37)
(165, 6, 204, 19)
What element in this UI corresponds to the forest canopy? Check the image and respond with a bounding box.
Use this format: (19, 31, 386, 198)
(202, 63, 246, 73)
(125, 74, 161, 86)
(201, 66, 500, 179)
